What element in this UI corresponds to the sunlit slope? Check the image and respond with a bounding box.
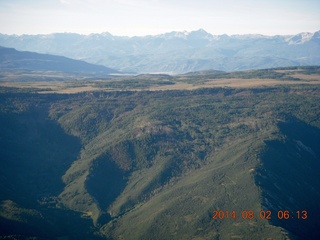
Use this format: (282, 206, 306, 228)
(102, 133, 285, 240)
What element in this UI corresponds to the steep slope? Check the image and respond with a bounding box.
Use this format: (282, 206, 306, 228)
(256, 119, 320, 239)
(0, 46, 118, 75)
(0, 30, 319, 73)
(102, 133, 282, 240)
(0, 94, 102, 239)
(51, 87, 319, 239)
(0, 83, 319, 239)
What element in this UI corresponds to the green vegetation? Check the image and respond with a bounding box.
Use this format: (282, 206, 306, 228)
(92, 74, 175, 90)
(1, 66, 319, 92)
(179, 66, 320, 85)
(0, 67, 319, 239)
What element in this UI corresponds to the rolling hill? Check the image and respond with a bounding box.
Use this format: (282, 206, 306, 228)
(0, 46, 119, 75)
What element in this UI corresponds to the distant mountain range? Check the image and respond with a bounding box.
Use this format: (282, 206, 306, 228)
(0, 46, 118, 75)
(0, 29, 319, 73)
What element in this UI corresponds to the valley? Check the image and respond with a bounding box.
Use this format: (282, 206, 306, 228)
(0, 66, 319, 239)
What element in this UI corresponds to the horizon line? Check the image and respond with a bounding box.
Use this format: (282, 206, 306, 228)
(1, 28, 319, 38)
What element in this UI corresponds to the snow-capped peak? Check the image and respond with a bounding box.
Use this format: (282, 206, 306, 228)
(286, 32, 314, 45)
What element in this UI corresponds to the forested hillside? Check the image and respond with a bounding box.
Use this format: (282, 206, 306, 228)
(0, 72, 319, 239)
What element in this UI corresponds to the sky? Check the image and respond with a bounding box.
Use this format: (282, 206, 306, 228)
(0, 0, 319, 36)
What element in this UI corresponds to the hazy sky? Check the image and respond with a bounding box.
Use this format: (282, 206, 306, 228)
(0, 0, 319, 36)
